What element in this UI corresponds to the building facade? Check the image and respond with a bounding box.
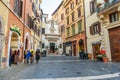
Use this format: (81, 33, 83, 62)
(52, 1, 65, 54)
(1, 0, 42, 68)
(44, 20, 62, 55)
(41, 13, 48, 52)
(0, 0, 9, 68)
(63, 0, 86, 56)
(85, 0, 102, 59)
(97, 0, 120, 62)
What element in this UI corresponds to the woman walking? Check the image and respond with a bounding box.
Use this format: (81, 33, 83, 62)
(35, 49, 40, 63)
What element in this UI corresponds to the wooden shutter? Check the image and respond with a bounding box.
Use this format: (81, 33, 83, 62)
(90, 26, 93, 35)
(19, 1, 23, 17)
(98, 22, 101, 33)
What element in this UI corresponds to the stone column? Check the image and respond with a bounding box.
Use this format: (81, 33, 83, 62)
(6, 31, 12, 68)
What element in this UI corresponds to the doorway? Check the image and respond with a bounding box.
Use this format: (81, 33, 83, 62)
(73, 41, 76, 56)
(92, 43, 101, 59)
(50, 43, 55, 53)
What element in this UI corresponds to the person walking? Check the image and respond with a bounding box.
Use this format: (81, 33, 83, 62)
(26, 50, 31, 64)
(35, 49, 40, 63)
(30, 50, 35, 64)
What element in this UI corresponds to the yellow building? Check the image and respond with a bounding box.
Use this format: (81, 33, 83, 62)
(30, 0, 42, 51)
(63, 0, 86, 56)
(97, 0, 120, 62)
(52, 1, 66, 54)
(0, 0, 9, 68)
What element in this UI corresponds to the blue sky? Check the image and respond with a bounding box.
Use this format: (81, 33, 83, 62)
(41, 0, 62, 19)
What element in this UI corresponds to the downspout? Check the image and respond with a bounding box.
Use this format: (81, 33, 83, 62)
(22, 0, 26, 60)
(83, 0, 87, 53)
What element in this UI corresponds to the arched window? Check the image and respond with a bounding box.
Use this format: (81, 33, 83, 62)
(0, 21, 2, 32)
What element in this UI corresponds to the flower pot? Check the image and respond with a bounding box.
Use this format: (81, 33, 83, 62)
(88, 54, 92, 59)
(102, 57, 108, 62)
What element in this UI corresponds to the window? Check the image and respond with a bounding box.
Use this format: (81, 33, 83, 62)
(72, 25, 75, 35)
(71, 2, 74, 10)
(71, 12, 74, 21)
(67, 27, 70, 37)
(38, 29, 40, 36)
(61, 25, 65, 33)
(109, 12, 119, 23)
(66, 7, 69, 14)
(14, 0, 23, 17)
(90, 22, 101, 35)
(67, 16, 69, 25)
(76, 0, 81, 4)
(90, 0, 96, 14)
(78, 21, 82, 32)
(61, 14, 64, 20)
(77, 7, 81, 18)
(42, 28, 45, 34)
(42, 43, 44, 48)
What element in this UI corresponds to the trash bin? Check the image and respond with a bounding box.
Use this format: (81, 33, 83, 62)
(43, 50, 47, 57)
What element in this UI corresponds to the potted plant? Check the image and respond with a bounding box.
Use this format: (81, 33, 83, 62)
(100, 49, 108, 62)
(96, 54, 103, 61)
(102, 54, 108, 62)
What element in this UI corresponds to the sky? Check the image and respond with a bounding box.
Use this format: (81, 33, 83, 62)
(41, 0, 62, 19)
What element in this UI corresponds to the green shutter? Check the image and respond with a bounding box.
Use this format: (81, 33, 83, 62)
(72, 25, 75, 35)
(67, 28, 70, 37)
(78, 21, 82, 32)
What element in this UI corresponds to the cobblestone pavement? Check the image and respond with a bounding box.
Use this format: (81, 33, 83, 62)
(0, 56, 120, 80)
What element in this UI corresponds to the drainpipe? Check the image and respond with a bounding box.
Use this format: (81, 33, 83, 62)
(83, 0, 88, 53)
(23, 0, 26, 60)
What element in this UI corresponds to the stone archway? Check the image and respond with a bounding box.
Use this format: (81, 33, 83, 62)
(7, 26, 21, 67)
(24, 32, 30, 50)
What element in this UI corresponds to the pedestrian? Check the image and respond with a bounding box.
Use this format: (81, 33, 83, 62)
(26, 50, 31, 64)
(30, 50, 35, 64)
(35, 49, 40, 63)
(24, 49, 27, 63)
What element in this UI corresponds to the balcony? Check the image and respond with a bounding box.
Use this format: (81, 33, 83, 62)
(97, 0, 120, 14)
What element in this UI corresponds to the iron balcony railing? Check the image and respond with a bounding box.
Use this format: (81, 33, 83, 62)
(97, 0, 120, 13)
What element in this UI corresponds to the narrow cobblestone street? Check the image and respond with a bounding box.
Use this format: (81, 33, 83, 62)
(0, 56, 120, 80)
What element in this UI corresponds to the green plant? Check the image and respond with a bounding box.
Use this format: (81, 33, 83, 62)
(102, 54, 107, 58)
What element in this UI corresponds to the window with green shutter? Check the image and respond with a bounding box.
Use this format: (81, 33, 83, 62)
(67, 27, 70, 37)
(72, 25, 75, 35)
(78, 21, 82, 33)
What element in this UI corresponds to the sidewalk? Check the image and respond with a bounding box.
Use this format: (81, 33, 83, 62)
(0, 62, 26, 80)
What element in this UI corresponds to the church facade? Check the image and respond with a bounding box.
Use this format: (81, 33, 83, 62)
(42, 20, 62, 55)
